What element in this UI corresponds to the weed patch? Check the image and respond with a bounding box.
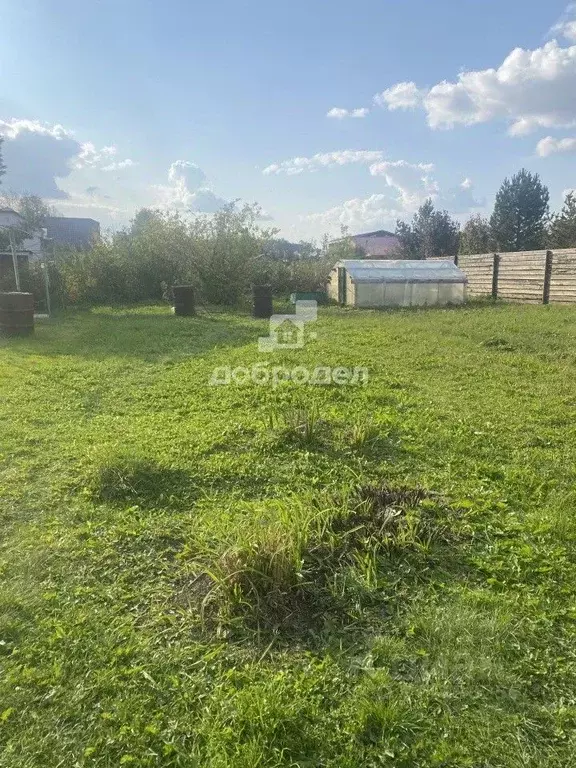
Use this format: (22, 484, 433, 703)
(183, 484, 464, 639)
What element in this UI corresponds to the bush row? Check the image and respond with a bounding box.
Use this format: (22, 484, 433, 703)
(3, 205, 333, 308)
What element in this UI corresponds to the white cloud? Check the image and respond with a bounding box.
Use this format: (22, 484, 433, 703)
(0, 118, 73, 141)
(550, 3, 576, 41)
(373, 82, 423, 110)
(0, 117, 135, 199)
(0, 118, 81, 198)
(168, 160, 206, 188)
(154, 161, 228, 213)
(326, 107, 369, 119)
(369, 159, 437, 209)
(263, 150, 384, 176)
(188, 188, 229, 213)
(299, 171, 485, 240)
(101, 158, 136, 172)
(536, 135, 576, 156)
(302, 193, 402, 232)
(441, 178, 484, 213)
(72, 142, 117, 169)
(376, 40, 576, 135)
(57, 197, 125, 214)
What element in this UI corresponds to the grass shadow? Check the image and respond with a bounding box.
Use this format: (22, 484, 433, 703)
(2, 306, 265, 362)
(89, 455, 198, 510)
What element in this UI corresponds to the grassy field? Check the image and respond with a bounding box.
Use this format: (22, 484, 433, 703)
(1, 302, 576, 767)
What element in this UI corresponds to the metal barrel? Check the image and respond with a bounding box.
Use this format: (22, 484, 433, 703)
(253, 284, 273, 319)
(172, 285, 196, 316)
(0, 292, 34, 337)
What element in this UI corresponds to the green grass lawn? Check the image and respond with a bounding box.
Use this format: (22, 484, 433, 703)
(1, 302, 576, 767)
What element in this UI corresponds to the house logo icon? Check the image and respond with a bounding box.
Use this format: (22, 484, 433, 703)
(258, 300, 318, 352)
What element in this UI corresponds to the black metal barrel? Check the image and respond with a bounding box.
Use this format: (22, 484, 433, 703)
(0, 292, 34, 337)
(173, 285, 196, 316)
(253, 285, 273, 319)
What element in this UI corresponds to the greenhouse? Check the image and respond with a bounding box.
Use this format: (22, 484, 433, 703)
(327, 259, 467, 308)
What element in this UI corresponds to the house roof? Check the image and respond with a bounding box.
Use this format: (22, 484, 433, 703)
(350, 234, 400, 257)
(336, 259, 467, 284)
(45, 216, 100, 247)
(351, 229, 396, 238)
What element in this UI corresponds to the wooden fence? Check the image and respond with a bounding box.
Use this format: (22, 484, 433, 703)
(430, 249, 576, 304)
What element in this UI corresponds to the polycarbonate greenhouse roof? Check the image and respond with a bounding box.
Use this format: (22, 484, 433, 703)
(338, 259, 467, 284)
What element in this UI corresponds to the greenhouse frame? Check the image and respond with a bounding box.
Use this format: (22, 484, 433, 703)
(327, 259, 467, 308)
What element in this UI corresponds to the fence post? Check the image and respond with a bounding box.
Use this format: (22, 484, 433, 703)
(543, 250, 553, 305)
(492, 253, 500, 300)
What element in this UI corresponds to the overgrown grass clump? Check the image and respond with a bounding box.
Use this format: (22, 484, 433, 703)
(1, 303, 576, 766)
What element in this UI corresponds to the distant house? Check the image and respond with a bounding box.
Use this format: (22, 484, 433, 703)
(46, 217, 100, 249)
(0, 207, 25, 230)
(349, 230, 401, 259)
(0, 208, 44, 280)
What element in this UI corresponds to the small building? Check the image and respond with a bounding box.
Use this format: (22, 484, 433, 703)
(328, 259, 467, 308)
(349, 230, 401, 258)
(46, 217, 100, 248)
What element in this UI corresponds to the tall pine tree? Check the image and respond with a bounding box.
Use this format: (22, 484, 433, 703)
(459, 214, 495, 255)
(548, 191, 576, 249)
(490, 169, 549, 252)
(395, 199, 460, 259)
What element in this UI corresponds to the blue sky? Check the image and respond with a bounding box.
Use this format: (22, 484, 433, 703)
(1, 0, 575, 240)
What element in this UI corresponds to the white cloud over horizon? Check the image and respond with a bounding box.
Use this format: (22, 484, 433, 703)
(301, 193, 402, 233)
(154, 160, 229, 213)
(0, 118, 135, 199)
(369, 159, 437, 209)
(263, 150, 384, 176)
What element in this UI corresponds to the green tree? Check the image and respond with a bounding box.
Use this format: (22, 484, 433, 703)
(395, 199, 460, 259)
(129, 208, 163, 236)
(459, 214, 495, 255)
(548, 191, 576, 249)
(0, 192, 53, 232)
(490, 169, 549, 252)
(326, 225, 364, 261)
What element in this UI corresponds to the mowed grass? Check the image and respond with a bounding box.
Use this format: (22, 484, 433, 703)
(1, 302, 576, 767)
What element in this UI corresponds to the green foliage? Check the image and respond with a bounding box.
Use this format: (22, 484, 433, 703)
(0, 193, 53, 254)
(46, 204, 331, 307)
(395, 199, 460, 259)
(548, 190, 576, 249)
(459, 213, 495, 255)
(490, 168, 550, 252)
(326, 225, 364, 261)
(260, 238, 331, 294)
(2, 304, 576, 766)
